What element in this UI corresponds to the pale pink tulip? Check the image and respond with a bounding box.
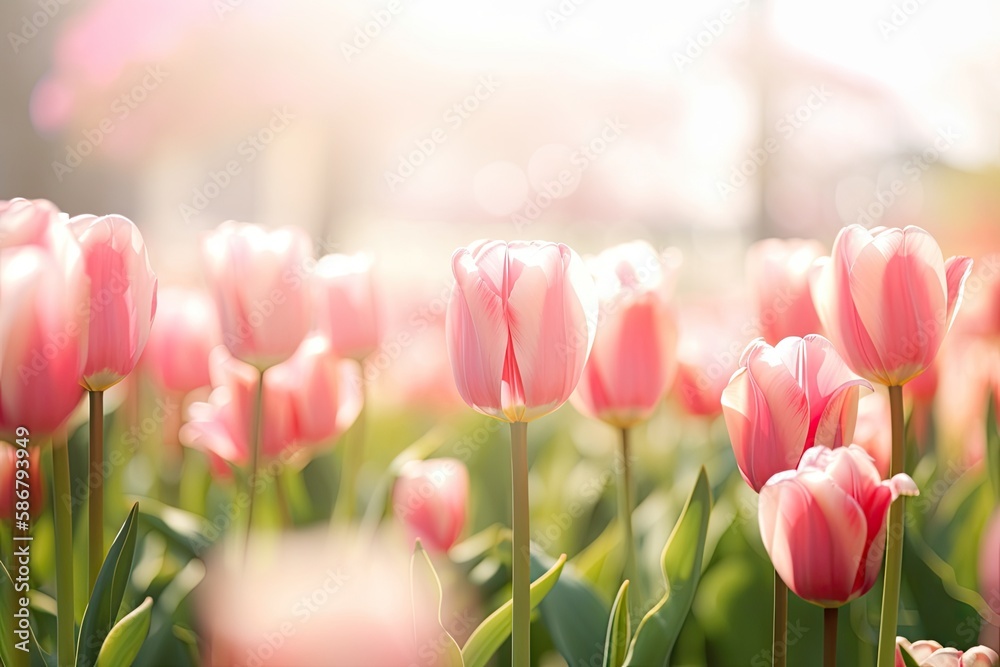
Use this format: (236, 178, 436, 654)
(981, 509, 1000, 617)
(572, 242, 680, 428)
(446, 240, 598, 423)
(853, 390, 892, 478)
(312, 253, 381, 361)
(759, 445, 918, 606)
(811, 225, 973, 387)
(0, 198, 66, 249)
(722, 335, 871, 492)
(896, 638, 999, 666)
(0, 442, 44, 521)
(672, 300, 747, 419)
(201, 221, 313, 370)
(67, 214, 157, 391)
(0, 244, 88, 437)
(142, 287, 219, 394)
(393, 458, 469, 552)
(746, 238, 825, 344)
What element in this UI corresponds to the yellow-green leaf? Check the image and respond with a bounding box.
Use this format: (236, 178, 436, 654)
(95, 597, 152, 667)
(603, 581, 631, 667)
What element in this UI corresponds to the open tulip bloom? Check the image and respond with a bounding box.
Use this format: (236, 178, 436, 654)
(447, 239, 597, 665)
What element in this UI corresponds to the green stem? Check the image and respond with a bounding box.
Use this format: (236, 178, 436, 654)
(773, 568, 787, 667)
(275, 473, 293, 528)
(510, 421, 530, 667)
(876, 385, 906, 667)
(88, 390, 103, 593)
(243, 369, 267, 559)
(334, 375, 367, 524)
(824, 607, 838, 667)
(52, 434, 75, 667)
(618, 427, 640, 613)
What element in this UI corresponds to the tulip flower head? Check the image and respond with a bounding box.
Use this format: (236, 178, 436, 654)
(392, 458, 469, 552)
(811, 224, 973, 387)
(746, 238, 825, 344)
(896, 638, 999, 666)
(722, 335, 871, 492)
(69, 214, 157, 391)
(312, 252, 381, 361)
(1, 442, 44, 521)
(573, 241, 680, 428)
(142, 287, 220, 394)
(201, 221, 313, 370)
(759, 445, 918, 607)
(446, 239, 598, 422)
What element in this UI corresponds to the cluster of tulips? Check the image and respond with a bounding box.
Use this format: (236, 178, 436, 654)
(1, 194, 999, 667)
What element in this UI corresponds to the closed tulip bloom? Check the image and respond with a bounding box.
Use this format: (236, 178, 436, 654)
(896, 638, 999, 666)
(0, 198, 66, 249)
(746, 238, 825, 344)
(69, 214, 157, 391)
(572, 242, 680, 428)
(393, 458, 469, 552)
(811, 225, 973, 387)
(759, 445, 918, 607)
(722, 335, 871, 492)
(853, 391, 892, 478)
(202, 222, 313, 370)
(446, 240, 598, 423)
(1, 442, 44, 521)
(0, 245, 88, 436)
(142, 287, 219, 394)
(313, 253, 381, 360)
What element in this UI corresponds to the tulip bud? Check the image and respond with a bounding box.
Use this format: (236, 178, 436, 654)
(142, 287, 219, 394)
(746, 238, 825, 344)
(0, 442, 44, 522)
(393, 458, 469, 552)
(312, 253, 381, 361)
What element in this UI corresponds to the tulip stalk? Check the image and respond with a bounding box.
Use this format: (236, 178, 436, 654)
(876, 385, 906, 667)
(510, 421, 530, 666)
(824, 607, 838, 667)
(244, 369, 267, 555)
(773, 569, 787, 667)
(51, 433, 75, 667)
(88, 389, 103, 593)
(618, 427, 641, 612)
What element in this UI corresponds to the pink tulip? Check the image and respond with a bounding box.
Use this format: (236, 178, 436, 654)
(393, 458, 469, 552)
(201, 221, 313, 370)
(722, 335, 871, 492)
(0, 198, 66, 249)
(446, 240, 598, 423)
(141, 287, 219, 394)
(759, 445, 918, 606)
(853, 391, 892, 479)
(68, 214, 157, 391)
(572, 242, 680, 428)
(313, 253, 381, 360)
(1, 442, 44, 521)
(0, 244, 88, 437)
(896, 638, 999, 666)
(981, 508, 1000, 616)
(746, 238, 825, 344)
(811, 225, 973, 387)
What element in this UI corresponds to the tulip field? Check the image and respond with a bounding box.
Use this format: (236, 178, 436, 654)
(1, 200, 999, 667)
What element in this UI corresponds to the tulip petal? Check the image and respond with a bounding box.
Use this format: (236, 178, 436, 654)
(963, 647, 1000, 666)
(922, 648, 964, 667)
(944, 255, 973, 331)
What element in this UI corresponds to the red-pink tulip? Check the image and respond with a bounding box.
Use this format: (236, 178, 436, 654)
(759, 445, 918, 607)
(393, 458, 469, 552)
(142, 287, 219, 394)
(722, 335, 871, 492)
(981, 508, 1000, 617)
(0, 243, 88, 437)
(446, 240, 598, 422)
(201, 222, 313, 370)
(896, 638, 999, 666)
(746, 238, 825, 344)
(811, 225, 973, 387)
(312, 253, 381, 361)
(853, 391, 892, 479)
(0, 442, 44, 521)
(68, 214, 157, 391)
(572, 241, 680, 428)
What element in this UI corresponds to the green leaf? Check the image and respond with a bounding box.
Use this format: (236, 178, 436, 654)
(461, 553, 566, 667)
(987, 389, 1000, 501)
(531, 550, 608, 666)
(95, 597, 152, 667)
(603, 581, 631, 667)
(897, 643, 921, 667)
(411, 541, 463, 667)
(624, 467, 712, 667)
(76, 503, 140, 667)
(0, 559, 53, 667)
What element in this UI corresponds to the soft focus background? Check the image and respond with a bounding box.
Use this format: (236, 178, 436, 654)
(2, 0, 1000, 665)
